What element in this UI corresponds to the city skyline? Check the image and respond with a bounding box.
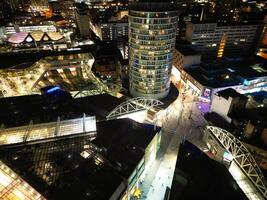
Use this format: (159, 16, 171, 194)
(0, 0, 266, 200)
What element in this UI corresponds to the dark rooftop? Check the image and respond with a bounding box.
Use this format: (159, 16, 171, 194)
(94, 42, 122, 59)
(0, 93, 124, 127)
(129, 1, 178, 12)
(246, 91, 267, 103)
(169, 141, 248, 200)
(0, 118, 159, 200)
(184, 67, 242, 88)
(175, 46, 200, 56)
(229, 108, 267, 151)
(184, 57, 267, 89)
(216, 88, 248, 100)
(233, 65, 267, 80)
(229, 107, 267, 128)
(93, 118, 160, 177)
(75, 94, 125, 120)
(204, 112, 234, 132)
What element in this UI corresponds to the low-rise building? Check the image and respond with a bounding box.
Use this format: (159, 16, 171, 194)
(172, 57, 267, 102)
(0, 117, 161, 200)
(185, 22, 262, 57)
(211, 88, 248, 123)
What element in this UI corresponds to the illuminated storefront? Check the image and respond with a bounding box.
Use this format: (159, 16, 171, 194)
(121, 129, 161, 200)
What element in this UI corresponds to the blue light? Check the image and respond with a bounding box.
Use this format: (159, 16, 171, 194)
(243, 79, 250, 86)
(46, 86, 60, 94)
(223, 152, 233, 161)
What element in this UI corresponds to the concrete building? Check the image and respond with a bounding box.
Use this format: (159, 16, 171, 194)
(173, 46, 201, 71)
(185, 22, 261, 57)
(210, 88, 248, 123)
(128, 0, 178, 99)
(100, 22, 128, 41)
(171, 57, 267, 102)
(75, 2, 91, 38)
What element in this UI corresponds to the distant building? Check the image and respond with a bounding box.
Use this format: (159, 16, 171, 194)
(129, 0, 178, 99)
(100, 22, 128, 41)
(48, 0, 61, 15)
(7, 30, 64, 44)
(75, 2, 91, 38)
(210, 88, 248, 123)
(185, 22, 261, 57)
(93, 43, 122, 83)
(4, 25, 57, 34)
(116, 36, 129, 60)
(30, 0, 48, 8)
(87, 1, 128, 23)
(215, 0, 239, 24)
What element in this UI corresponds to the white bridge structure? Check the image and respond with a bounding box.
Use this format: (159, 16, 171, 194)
(106, 97, 163, 120)
(206, 126, 267, 200)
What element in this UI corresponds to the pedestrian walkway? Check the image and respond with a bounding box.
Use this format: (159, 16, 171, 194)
(140, 90, 207, 200)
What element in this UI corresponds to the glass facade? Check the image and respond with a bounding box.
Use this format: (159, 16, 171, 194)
(129, 6, 178, 99)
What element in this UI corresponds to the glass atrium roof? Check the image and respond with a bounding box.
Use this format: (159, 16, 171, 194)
(0, 116, 96, 146)
(0, 161, 45, 200)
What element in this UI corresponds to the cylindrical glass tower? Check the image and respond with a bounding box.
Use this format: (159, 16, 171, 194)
(129, 0, 178, 99)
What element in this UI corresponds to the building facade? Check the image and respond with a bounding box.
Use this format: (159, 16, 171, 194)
(129, 1, 178, 99)
(185, 22, 261, 57)
(100, 22, 128, 41)
(4, 24, 56, 34)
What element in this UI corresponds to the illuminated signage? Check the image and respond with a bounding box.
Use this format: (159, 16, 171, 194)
(46, 86, 61, 93)
(223, 152, 233, 162)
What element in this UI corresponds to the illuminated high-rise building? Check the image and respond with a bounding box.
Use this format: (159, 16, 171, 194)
(129, 0, 178, 99)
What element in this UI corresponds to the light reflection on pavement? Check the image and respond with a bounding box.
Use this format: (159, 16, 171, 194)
(140, 90, 209, 200)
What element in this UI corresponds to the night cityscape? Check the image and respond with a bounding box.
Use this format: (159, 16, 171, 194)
(0, 0, 266, 199)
